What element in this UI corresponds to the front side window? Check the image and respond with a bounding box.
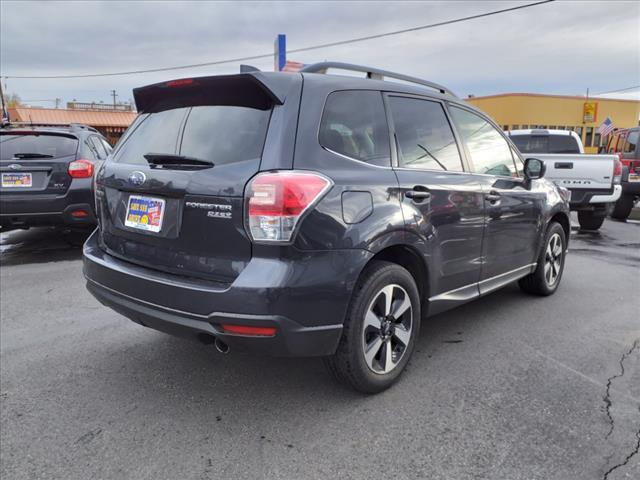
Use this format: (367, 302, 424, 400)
(387, 96, 463, 171)
(319, 91, 390, 166)
(449, 106, 517, 177)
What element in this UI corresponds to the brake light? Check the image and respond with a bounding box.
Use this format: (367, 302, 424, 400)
(166, 78, 194, 88)
(68, 159, 94, 178)
(221, 324, 276, 337)
(246, 171, 332, 243)
(613, 158, 622, 184)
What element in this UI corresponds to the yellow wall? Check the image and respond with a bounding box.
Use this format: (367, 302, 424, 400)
(466, 94, 640, 153)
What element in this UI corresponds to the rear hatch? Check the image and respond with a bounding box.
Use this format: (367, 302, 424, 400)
(0, 131, 78, 195)
(95, 73, 297, 284)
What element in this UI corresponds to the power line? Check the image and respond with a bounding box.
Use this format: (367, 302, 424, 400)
(2, 0, 554, 80)
(594, 85, 640, 95)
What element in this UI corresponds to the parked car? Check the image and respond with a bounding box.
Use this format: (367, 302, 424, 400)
(508, 128, 622, 230)
(0, 123, 112, 230)
(604, 127, 639, 220)
(83, 63, 571, 393)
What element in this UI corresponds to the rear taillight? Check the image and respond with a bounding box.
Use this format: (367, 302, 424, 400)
(613, 158, 622, 184)
(246, 171, 332, 243)
(68, 159, 94, 178)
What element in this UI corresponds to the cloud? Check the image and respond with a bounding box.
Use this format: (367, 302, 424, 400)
(1, 1, 639, 105)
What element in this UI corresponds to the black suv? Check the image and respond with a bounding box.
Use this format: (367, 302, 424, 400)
(83, 63, 570, 393)
(0, 123, 112, 230)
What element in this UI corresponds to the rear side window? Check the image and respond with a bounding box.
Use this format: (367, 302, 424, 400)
(388, 96, 463, 171)
(511, 134, 581, 154)
(319, 91, 390, 166)
(624, 131, 638, 153)
(111, 106, 271, 166)
(449, 106, 517, 177)
(0, 133, 78, 160)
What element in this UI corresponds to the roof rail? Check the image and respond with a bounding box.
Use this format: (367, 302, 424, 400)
(2, 121, 98, 133)
(300, 62, 457, 97)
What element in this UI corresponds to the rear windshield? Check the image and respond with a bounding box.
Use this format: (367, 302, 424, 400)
(511, 134, 580, 154)
(0, 133, 78, 160)
(111, 106, 271, 166)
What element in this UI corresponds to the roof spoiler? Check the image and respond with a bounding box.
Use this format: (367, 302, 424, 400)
(133, 72, 296, 113)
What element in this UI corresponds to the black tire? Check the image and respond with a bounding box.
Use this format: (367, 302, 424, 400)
(611, 195, 634, 221)
(577, 211, 605, 231)
(519, 222, 566, 296)
(323, 260, 421, 394)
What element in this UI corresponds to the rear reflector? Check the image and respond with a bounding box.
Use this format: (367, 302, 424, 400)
(68, 159, 94, 178)
(246, 170, 332, 243)
(221, 324, 277, 337)
(71, 209, 89, 218)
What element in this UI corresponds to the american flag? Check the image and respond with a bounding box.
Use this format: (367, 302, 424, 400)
(597, 117, 615, 136)
(282, 60, 305, 72)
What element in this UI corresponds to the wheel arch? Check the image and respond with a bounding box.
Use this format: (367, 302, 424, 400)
(364, 244, 430, 305)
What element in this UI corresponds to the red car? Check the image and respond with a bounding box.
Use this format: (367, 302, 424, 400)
(605, 127, 639, 220)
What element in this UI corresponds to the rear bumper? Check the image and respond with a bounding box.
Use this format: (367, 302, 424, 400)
(83, 230, 372, 357)
(0, 178, 95, 228)
(569, 185, 621, 211)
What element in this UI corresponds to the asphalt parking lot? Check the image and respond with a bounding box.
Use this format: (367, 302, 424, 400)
(1, 217, 639, 480)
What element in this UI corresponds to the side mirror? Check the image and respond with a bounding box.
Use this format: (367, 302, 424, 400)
(524, 158, 545, 180)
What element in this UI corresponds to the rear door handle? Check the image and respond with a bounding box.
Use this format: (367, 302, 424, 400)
(485, 191, 501, 203)
(405, 189, 431, 201)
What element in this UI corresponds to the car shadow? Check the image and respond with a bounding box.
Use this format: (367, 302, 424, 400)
(0, 226, 92, 266)
(79, 282, 528, 417)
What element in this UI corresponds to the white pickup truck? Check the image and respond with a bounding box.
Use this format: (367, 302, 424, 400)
(508, 129, 622, 230)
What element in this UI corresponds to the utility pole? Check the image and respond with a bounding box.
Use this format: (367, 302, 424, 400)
(110, 89, 118, 107)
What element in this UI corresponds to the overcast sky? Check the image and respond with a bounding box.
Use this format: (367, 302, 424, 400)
(1, 0, 639, 108)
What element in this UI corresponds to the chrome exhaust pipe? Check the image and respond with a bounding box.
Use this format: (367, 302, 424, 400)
(215, 338, 230, 354)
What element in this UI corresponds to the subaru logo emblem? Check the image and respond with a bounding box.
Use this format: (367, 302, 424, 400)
(8, 164, 22, 170)
(128, 171, 146, 186)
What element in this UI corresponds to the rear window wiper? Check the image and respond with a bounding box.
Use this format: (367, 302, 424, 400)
(143, 153, 214, 170)
(13, 152, 55, 159)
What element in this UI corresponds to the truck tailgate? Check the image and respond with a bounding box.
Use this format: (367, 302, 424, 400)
(535, 154, 617, 190)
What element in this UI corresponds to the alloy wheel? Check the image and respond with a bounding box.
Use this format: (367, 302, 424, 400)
(362, 284, 413, 374)
(544, 233, 563, 286)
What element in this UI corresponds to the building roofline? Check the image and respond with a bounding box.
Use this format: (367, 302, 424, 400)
(11, 106, 137, 114)
(467, 92, 640, 104)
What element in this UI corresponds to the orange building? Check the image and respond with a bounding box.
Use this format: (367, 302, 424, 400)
(8, 107, 137, 145)
(466, 93, 640, 154)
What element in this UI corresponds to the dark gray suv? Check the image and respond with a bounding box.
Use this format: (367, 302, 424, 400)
(83, 63, 570, 393)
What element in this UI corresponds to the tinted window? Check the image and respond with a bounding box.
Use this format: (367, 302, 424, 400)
(0, 133, 78, 160)
(450, 106, 516, 177)
(112, 108, 188, 165)
(100, 138, 113, 154)
(511, 134, 581, 154)
(180, 106, 271, 165)
(319, 91, 390, 166)
(388, 97, 463, 171)
(111, 106, 271, 166)
(624, 131, 638, 153)
(89, 136, 108, 159)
